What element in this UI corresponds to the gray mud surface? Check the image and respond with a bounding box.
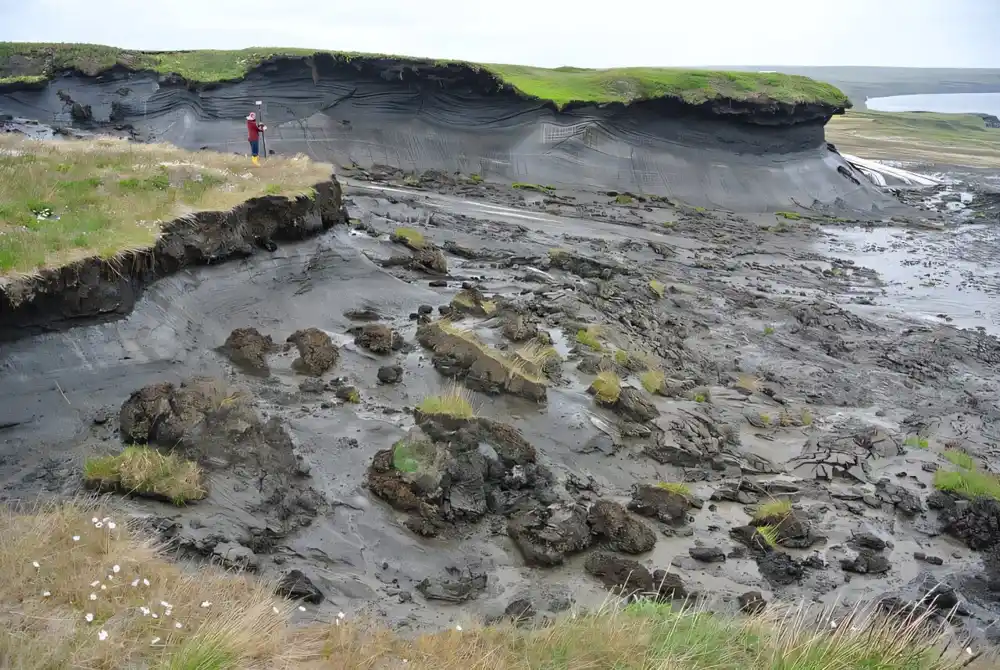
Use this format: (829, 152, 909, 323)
(1, 165, 999, 643)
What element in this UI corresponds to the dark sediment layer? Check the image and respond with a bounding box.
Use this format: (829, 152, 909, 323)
(0, 56, 894, 211)
(0, 179, 348, 341)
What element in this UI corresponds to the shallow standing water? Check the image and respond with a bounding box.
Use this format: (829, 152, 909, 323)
(866, 92, 1000, 116)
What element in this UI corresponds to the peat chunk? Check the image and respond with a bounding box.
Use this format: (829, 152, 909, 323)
(276, 569, 324, 604)
(588, 499, 656, 554)
(507, 502, 592, 567)
(584, 552, 653, 596)
(287, 328, 339, 376)
(222, 327, 276, 372)
(628, 484, 691, 525)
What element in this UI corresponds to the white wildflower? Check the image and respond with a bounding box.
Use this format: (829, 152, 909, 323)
(91, 517, 99, 524)
(107, 521, 116, 530)
(455, 625, 463, 632)
(89, 593, 97, 601)
(273, 606, 280, 614)
(967, 647, 974, 655)
(98, 630, 108, 641)
(131, 579, 140, 587)
(112, 565, 120, 573)
(143, 578, 150, 586)
(298, 605, 306, 612)
(174, 622, 182, 629)
(94, 522, 103, 529)
(165, 609, 172, 617)
(72, 535, 80, 542)
(102, 517, 110, 523)
(337, 611, 345, 620)
(160, 601, 171, 608)
(31, 561, 40, 569)
(90, 581, 100, 587)
(151, 637, 161, 645)
(101, 585, 107, 591)
(42, 591, 51, 597)
(139, 606, 150, 616)
(200, 601, 212, 608)
(830, 620, 838, 629)
(151, 613, 158, 619)
(85, 613, 94, 622)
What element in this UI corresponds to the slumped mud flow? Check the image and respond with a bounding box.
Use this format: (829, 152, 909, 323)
(3, 56, 1000, 643)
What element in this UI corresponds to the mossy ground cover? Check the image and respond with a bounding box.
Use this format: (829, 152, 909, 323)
(0, 135, 331, 276)
(0, 42, 849, 109)
(1, 502, 986, 669)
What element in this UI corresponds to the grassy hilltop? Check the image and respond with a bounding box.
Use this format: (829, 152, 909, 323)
(0, 135, 331, 277)
(0, 42, 851, 109)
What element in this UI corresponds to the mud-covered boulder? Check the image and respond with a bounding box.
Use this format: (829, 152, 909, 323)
(584, 552, 653, 596)
(652, 569, 689, 600)
(377, 364, 403, 384)
(615, 387, 660, 423)
(689, 545, 726, 563)
(628, 484, 692, 525)
(841, 548, 891, 574)
(412, 247, 448, 274)
(221, 327, 276, 372)
(875, 479, 924, 515)
(417, 568, 488, 603)
(501, 313, 538, 342)
(751, 511, 819, 550)
(276, 569, 324, 604)
(588, 500, 656, 554)
(352, 323, 402, 354)
(287, 328, 339, 376)
(507, 502, 593, 567)
(739, 591, 767, 614)
(942, 497, 1000, 550)
(757, 551, 804, 586)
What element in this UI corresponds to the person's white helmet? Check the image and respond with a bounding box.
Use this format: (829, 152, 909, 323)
(247, 112, 256, 121)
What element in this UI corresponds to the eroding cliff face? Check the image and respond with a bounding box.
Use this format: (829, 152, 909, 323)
(0, 179, 348, 340)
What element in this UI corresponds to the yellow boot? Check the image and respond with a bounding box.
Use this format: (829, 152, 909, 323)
(251, 155, 259, 166)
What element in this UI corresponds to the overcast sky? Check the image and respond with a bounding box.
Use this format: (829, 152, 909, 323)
(2, 0, 998, 69)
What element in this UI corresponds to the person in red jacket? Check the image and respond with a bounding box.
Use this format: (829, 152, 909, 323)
(246, 111, 266, 165)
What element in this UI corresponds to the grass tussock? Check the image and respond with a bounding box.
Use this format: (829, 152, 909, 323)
(934, 450, 1000, 501)
(756, 525, 780, 548)
(512, 182, 556, 192)
(0, 134, 331, 276)
(417, 388, 476, 419)
(640, 369, 665, 395)
(576, 325, 604, 351)
(82, 446, 206, 505)
(942, 449, 976, 470)
(905, 435, 930, 449)
(516, 341, 560, 369)
(0, 502, 988, 669)
(751, 498, 793, 524)
(591, 370, 622, 404)
(655, 482, 691, 497)
(391, 226, 426, 249)
(649, 279, 665, 298)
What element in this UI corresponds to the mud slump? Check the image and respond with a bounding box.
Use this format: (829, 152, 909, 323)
(2, 164, 1000, 645)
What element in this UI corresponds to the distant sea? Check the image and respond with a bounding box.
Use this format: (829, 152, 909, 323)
(866, 92, 1000, 117)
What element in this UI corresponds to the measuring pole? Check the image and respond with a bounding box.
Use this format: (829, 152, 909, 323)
(255, 100, 265, 159)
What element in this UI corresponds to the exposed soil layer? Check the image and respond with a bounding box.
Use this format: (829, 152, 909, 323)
(0, 58, 897, 211)
(0, 179, 348, 340)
